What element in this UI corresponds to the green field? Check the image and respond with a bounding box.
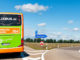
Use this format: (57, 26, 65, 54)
(25, 43, 80, 50)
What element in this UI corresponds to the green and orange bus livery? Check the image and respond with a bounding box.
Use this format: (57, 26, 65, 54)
(0, 12, 24, 54)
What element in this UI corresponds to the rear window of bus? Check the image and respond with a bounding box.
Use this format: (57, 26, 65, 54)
(0, 14, 21, 26)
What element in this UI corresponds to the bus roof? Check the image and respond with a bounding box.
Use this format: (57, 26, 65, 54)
(0, 12, 23, 15)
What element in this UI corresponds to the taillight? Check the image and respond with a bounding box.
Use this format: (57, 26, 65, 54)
(18, 38, 24, 47)
(21, 38, 24, 44)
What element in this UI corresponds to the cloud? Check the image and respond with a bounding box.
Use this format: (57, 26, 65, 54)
(73, 28, 79, 31)
(57, 32, 62, 35)
(24, 29, 80, 40)
(15, 3, 48, 13)
(24, 28, 35, 39)
(46, 31, 80, 40)
(15, 5, 21, 10)
(63, 28, 68, 30)
(61, 35, 72, 40)
(68, 20, 73, 24)
(38, 23, 46, 27)
(63, 27, 80, 32)
(47, 32, 62, 39)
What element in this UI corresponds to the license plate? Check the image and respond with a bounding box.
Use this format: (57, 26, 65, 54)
(2, 43, 10, 45)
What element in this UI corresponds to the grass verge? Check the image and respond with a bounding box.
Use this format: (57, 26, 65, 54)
(25, 43, 80, 50)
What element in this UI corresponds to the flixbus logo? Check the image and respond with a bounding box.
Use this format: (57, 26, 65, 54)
(0, 17, 17, 20)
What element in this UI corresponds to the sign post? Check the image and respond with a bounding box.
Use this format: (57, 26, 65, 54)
(46, 43, 48, 50)
(35, 30, 47, 49)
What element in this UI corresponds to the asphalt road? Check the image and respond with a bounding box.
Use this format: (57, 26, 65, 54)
(0, 46, 46, 60)
(45, 47, 80, 60)
(0, 46, 80, 60)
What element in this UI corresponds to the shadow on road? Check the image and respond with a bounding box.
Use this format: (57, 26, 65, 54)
(0, 51, 29, 59)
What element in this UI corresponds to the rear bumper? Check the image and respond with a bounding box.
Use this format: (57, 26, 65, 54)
(0, 46, 24, 54)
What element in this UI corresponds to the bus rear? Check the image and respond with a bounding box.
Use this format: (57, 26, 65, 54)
(0, 13, 24, 53)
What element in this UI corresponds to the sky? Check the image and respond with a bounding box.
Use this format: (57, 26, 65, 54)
(0, 0, 80, 40)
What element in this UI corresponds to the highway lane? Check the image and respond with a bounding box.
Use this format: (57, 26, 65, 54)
(45, 47, 80, 60)
(1, 46, 80, 60)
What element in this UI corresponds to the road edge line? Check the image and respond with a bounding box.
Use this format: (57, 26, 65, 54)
(41, 50, 49, 60)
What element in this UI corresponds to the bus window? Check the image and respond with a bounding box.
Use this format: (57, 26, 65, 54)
(0, 14, 21, 26)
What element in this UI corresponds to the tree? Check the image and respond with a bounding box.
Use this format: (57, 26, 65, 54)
(63, 40, 69, 43)
(46, 39, 53, 43)
(69, 39, 74, 43)
(37, 38, 42, 43)
(25, 38, 80, 43)
(57, 39, 63, 43)
(53, 39, 56, 43)
(34, 38, 42, 43)
(25, 38, 33, 42)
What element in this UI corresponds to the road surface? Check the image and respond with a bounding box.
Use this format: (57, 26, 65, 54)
(45, 47, 80, 60)
(0, 46, 80, 60)
(0, 46, 46, 60)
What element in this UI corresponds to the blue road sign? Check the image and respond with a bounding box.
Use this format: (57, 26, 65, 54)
(35, 30, 47, 38)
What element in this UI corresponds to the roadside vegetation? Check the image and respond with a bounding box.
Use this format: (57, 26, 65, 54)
(24, 38, 80, 50)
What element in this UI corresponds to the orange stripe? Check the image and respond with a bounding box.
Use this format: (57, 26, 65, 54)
(21, 14, 24, 38)
(0, 47, 24, 53)
(0, 28, 20, 34)
(0, 12, 22, 15)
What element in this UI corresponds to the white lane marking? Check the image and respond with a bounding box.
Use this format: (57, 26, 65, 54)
(41, 50, 49, 60)
(24, 49, 44, 55)
(22, 49, 49, 60)
(23, 57, 41, 60)
(22, 50, 42, 60)
(28, 53, 43, 55)
(22, 57, 28, 60)
(78, 50, 80, 53)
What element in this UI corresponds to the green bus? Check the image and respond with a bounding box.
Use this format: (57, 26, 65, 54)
(0, 12, 24, 54)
